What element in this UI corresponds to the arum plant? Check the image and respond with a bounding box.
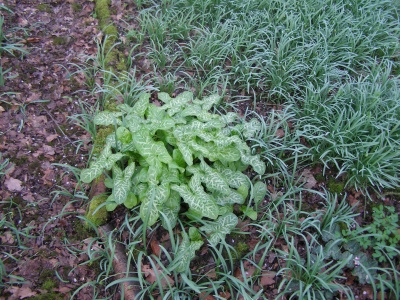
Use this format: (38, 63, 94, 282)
(81, 91, 266, 267)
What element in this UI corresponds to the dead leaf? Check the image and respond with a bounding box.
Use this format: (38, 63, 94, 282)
(302, 169, 318, 189)
(260, 271, 276, 286)
(142, 264, 174, 287)
(199, 292, 215, 300)
(46, 134, 59, 142)
(0, 106, 4, 113)
(219, 291, 231, 299)
(1, 231, 15, 244)
(150, 240, 161, 256)
(6, 285, 36, 299)
(5, 177, 23, 192)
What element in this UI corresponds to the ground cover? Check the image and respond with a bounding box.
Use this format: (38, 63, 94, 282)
(0, 0, 399, 299)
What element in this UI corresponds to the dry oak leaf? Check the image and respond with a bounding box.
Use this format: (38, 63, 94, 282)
(142, 264, 174, 287)
(4, 177, 23, 192)
(6, 285, 36, 299)
(260, 271, 276, 286)
(301, 169, 318, 189)
(150, 240, 161, 256)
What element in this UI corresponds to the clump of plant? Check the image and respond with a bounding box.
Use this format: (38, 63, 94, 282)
(350, 204, 400, 263)
(81, 91, 266, 263)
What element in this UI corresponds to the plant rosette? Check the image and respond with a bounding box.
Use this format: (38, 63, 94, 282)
(81, 91, 267, 257)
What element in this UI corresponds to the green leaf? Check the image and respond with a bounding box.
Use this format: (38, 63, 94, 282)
(106, 195, 118, 211)
(132, 92, 150, 117)
(161, 91, 193, 116)
(116, 126, 132, 144)
(93, 111, 123, 126)
(176, 142, 193, 166)
(240, 153, 266, 175)
(171, 182, 219, 220)
(253, 181, 267, 204)
(200, 213, 238, 247)
(172, 232, 203, 273)
(241, 206, 257, 221)
(243, 118, 261, 138)
(189, 227, 202, 242)
(199, 159, 231, 195)
(124, 192, 138, 209)
(81, 144, 124, 183)
(113, 162, 135, 204)
(157, 92, 172, 104)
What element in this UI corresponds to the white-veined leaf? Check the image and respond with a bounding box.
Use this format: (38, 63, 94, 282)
(241, 153, 266, 175)
(213, 162, 250, 189)
(93, 111, 123, 126)
(243, 118, 261, 138)
(176, 142, 193, 166)
(172, 233, 203, 273)
(199, 160, 231, 195)
(157, 92, 172, 104)
(200, 213, 238, 247)
(132, 92, 150, 117)
(161, 91, 193, 116)
(214, 189, 245, 205)
(81, 144, 113, 183)
(113, 165, 130, 204)
(171, 183, 218, 219)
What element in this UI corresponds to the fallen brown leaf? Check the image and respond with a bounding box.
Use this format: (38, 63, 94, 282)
(4, 177, 23, 192)
(150, 240, 161, 256)
(260, 271, 276, 286)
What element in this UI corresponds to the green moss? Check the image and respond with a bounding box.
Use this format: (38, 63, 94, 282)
(235, 241, 249, 258)
(95, 0, 112, 29)
(327, 178, 345, 193)
(37, 3, 52, 13)
(85, 193, 109, 227)
(92, 126, 114, 155)
(52, 36, 68, 46)
(314, 173, 325, 183)
(71, 3, 82, 12)
(41, 279, 56, 291)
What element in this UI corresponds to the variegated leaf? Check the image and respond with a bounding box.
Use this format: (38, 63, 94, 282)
(126, 114, 143, 133)
(253, 181, 267, 204)
(113, 164, 133, 204)
(240, 152, 266, 175)
(161, 190, 181, 229)
(173, 233, 203, 273)
(171, 183, 218, 219)
(93, 111, 123, 126)
(132, 92, 150, 117)
(197, 94, 221, 111)
(200, 213, 238, 247)
(81, 144, 113, 183)
(139, 184, 160, 226)
(157, 92, 172, 104)
(161, 91, 193, 116)
(214, 189, 245, 205)
(176, 142, 193, 166)
(213, 162, 250, 189)
(243, 118, 262, 138)
(199, 160, 231, 195)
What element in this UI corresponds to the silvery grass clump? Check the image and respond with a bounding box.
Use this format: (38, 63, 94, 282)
(291, 62, 400, 191)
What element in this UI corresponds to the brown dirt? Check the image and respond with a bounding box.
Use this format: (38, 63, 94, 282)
(0, 1, 102, 299)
